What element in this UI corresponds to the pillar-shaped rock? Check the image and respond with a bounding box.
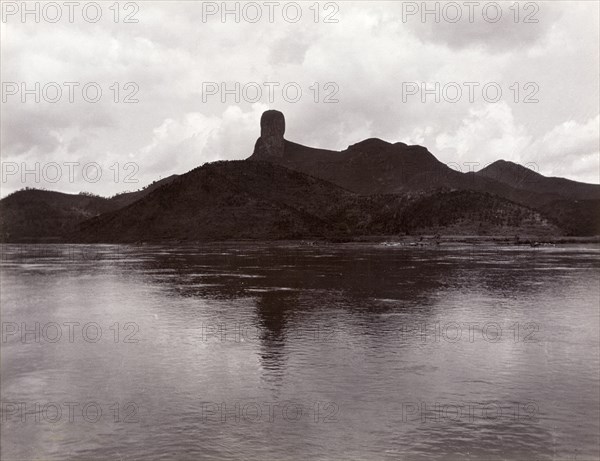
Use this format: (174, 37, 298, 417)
(255, 110, 285, 159)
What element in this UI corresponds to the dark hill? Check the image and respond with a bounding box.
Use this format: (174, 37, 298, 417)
(0, 190, 110, 242)
(75, 161, 353, 242)
(73, 160, 558, 243)
(0, 175, 177, 242)
(107, 175, 179, 209)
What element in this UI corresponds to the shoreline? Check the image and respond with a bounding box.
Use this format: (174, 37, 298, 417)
(2, 235, 599, 246)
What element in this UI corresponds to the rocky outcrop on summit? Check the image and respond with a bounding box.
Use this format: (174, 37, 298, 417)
(248, 111, 599, 235)
(252, 110, 286, 159)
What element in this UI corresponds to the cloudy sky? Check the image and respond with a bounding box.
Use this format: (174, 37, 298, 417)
(1, 1, 598, 197)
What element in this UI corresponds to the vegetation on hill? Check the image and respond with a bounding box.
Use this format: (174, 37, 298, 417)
(0, 175, 177, 242)
(72, 161, 559, 243)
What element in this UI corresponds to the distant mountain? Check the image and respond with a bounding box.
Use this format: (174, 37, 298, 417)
(279, 138, 457, 194)
(476, 160, 600, 201)
(248, 110, 599, 235)
(0, 175, 177, 242)
(107, 175, 179, 209)
(473, 161, 600, 235)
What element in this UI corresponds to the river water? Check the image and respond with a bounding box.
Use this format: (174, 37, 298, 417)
(1, 242, 599, 460)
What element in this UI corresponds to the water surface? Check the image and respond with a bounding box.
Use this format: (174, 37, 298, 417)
(1, 242, 599, 460)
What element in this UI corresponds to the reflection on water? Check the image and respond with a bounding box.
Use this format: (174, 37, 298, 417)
(1, 243, 599, 460)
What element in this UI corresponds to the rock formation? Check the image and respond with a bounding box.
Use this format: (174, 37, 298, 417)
(253, 110, 285, 159)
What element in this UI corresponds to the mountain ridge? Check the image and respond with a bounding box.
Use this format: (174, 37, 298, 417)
(1, 110, 597, 242)
(73, 160, 559, 242)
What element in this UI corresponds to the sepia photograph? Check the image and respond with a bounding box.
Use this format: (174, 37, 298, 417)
(1, 1, 599, 460)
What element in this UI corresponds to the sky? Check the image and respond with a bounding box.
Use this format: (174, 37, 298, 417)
(1, 0, 599, 197)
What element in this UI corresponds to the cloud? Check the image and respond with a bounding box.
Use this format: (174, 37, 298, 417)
(1, 1, 598, 197)
(435, 102, 532, 167)
(527, 115, 600, 183)
(435, 106, 599, 183)
(399, 1, 564, 53)
(137, 104, 268, 177)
